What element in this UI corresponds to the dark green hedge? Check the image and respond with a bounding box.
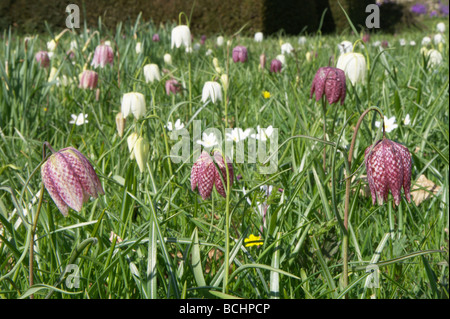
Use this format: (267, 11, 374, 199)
(2, 0, 402, 36)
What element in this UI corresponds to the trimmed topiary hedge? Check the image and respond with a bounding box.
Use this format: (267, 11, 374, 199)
(2, 0, 404, 36)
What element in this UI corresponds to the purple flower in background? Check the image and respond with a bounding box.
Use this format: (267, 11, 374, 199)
(91, 44, 114, 68)
(411, 3, 427, 15)
(200, 35, 207, 45)
(78, 70, 98, 90)
(270, 59, 282, 73)
(430, 10, 438, 17)
(232, 45, 248, 63)
(152, 33, 160, 42)
(41, 146, 104, 216)
(440, 3, 449, 15)
(35, 51, 50, 68)
(310, 66, 346, 105)
(165, 78, 181, 96)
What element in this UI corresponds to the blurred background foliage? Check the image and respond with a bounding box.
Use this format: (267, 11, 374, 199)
(0, 0, 434, 36)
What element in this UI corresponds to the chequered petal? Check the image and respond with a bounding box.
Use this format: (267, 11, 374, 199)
(384, 140, 403, 206)
(393, 141, 412, 203)
(41, 161, 69, 216)
(197, 152, 215, 200)
(213, 151, 234, 198)
(48, 152, 85, 212)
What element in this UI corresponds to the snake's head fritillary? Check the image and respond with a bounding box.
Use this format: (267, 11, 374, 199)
(364, 139, 412, 206)
(41, 147, 104, 216)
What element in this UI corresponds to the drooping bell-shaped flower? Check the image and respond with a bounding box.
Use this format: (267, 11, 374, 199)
(134, 136, 150, 173)
(254, 32, 264, 42)
(270, 59, 282, 73)
(364, 139, 412, 206)
(171, 25, 192, 50)
(121, 92, 146, 120)
(165, 79, 181, 96)
(41, 146, 104, 216)
(191, 151, 234, 200)
(310, 66, 346, 105)
(201, 81, 222, 104)
(35, 51, 50, 68)
(78, 70, 98, 90)
(143, 64, 161, 83)
(336, 52, 367, 86)
(91, 44, 114, 68)
(232, 46, 248, 63)
(152, 33, 160, 42)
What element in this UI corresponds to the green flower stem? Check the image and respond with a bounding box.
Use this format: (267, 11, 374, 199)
(321, 96, 328, 172)
(28, 183, 45, 299)
(342, 106, 384, 295)
(223, 153, 231, 294)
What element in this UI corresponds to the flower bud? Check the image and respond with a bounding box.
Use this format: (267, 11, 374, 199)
(164, 53, 172, 65)
(115, 112, 126, 137)
(260, 54, 266, 69)
(216, 36, 224, 46)
(127, 132, 139, 160)
(41, 146, 104, 216)
(134, 137, 150, 173)
(220, 74, 229, 91)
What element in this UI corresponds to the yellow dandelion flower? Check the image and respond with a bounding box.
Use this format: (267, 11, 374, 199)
(262, 91, 271, 99)
(244, 234, 263, 247)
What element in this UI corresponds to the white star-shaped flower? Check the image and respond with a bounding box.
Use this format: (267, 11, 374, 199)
(69, 113, 88, 126)
(375, 116, 398, 133)
(165, 119, 185, 131)
(250, 125, 274, 141)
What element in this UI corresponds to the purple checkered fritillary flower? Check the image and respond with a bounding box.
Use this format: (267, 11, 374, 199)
(310, 66, 347, 105)
(364, 139, 412, 206)
(41, 146, 104, 216)
(191, 151, 234, 200)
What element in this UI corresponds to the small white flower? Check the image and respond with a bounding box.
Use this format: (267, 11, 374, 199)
(281, 42, 294, 55)
(409, 40, 416, 46)
(372, 40, 381, 47)
(47, 39, 57, 52)
(226, 128, 251, 143)
(421, 36, 431, 46)
(205, 49, 213, 56)
(375, 116, 398, 133)
(201, 81, 223, 104)
(437, 22, 446, 33)
(135, 42, 143, 54)
(216, 36, 224, 46)
(338, 40, 353, 54)
(260, 185, 273, 196)
(298, 36, 307, 45)
(399, 38, 406, 46)
(69, 113, 88, 126)
(276, 54, 286, 65)
(164, 53, 172, 65)
(193, 43, 201, 51)
(433, 33, 444, 45)
(427, 49, 443, 68)
(254, 32, 264, 42)
(403, 114, 411, 126)
(250, 125, 274, 141)
(70, 40, 78, 50)
(196, 132, 219, 148)
(165, 119, 185, 131)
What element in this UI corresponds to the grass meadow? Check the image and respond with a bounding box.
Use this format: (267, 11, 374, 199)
(0, 13, 448, 299)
